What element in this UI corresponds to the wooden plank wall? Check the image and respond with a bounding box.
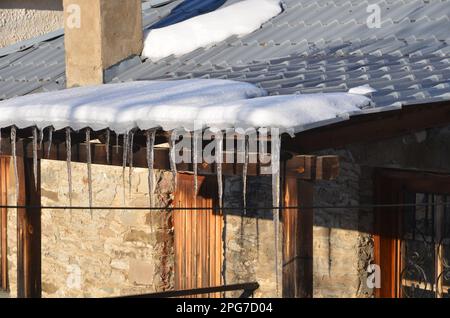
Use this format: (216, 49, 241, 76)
(174, 174, 222, 297)
(0, 157, 9, 291)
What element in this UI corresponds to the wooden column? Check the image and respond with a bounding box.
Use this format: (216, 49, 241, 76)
(282, 176, 314, 298)
(0, 157, 10, 291)
(16, 152, 41, 298)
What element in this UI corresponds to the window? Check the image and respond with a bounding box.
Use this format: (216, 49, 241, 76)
(375, 169, 450, 298)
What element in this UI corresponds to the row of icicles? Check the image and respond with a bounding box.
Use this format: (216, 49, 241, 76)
(4, 125, 282, 297)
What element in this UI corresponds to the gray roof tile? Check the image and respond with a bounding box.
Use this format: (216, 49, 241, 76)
(0, 0, 450, 109)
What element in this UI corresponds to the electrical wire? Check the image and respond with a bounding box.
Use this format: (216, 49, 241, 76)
(1, 202, 450, 211)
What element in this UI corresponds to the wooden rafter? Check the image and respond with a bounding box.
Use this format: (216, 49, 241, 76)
(283, 100, 450, 153)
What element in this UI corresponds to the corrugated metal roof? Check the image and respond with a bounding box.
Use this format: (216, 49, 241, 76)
(1, 0, 450, 110)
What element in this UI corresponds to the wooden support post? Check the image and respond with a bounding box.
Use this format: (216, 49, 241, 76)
(282, 175, 313, 298)
(16, 152, 41, 298)
(0, 157, 9, 291)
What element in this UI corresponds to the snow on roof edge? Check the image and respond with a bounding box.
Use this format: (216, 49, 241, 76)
(0, 79, 375, 135)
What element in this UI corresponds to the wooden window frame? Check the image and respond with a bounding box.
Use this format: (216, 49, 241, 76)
(374, 168, 450, 298)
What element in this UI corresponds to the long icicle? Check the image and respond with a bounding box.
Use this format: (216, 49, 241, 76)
(66, 127, 73, 212)
(271, 130, 281, 297)
(122, 132, 128, 206)
(86, 128, 93, 217)
(39, 128, 44, 150)
(32, 127, 38, 188)
(192, 130, 199, 199)
(11, 127, 18, 202)
(216, 132, 224, 209)
(116, 133, 119, 154)
(217, 131, 227, 295)
(146, 129, 156, 210)
(169, 130, 178, 191)
(47, 127, 53, 158)
(243, 134, 249, 215)
(0, 128, 2, 154)
(105, 129, 110, 164)
(128, 130, 135, 198)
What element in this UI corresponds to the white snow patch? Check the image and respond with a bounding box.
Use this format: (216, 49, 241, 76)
(191, 92, 372, 132)
(142, 0, 282, 61)
(0, 79, 374, 133)
(348, 84, 377, 96)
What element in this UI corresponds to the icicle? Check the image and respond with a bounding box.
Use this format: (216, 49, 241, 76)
(105, 129, 110, 164)
(169, 130, 178, 190)
(32, 127, 38, 188)
(216, 132, 224, 209)
(122, 132, 128, 205)
(47, 127, 53, 158)
(146, 130, 156, 208)
(243, 134, 249, 215)
(128, 130, 135, 197)
(116, 133, 119, 154)
(192, 131, 199, 198)
(11, 127, 18, 202)
(271, 130, 281, 297)
(0, 128, 2, 154)
(86, 128, 93, 216)
(66, 127, 73, 211)
(39, 128, 44, 150)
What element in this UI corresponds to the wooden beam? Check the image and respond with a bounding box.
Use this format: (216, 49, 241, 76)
(282, 174, 313, 298)
(316, 156, 339, 180)
(286, 155, 340, 180)
(16, 142, 41, 298)
(0, 137, 300, 177)
(1, 131, 339, 178)
(286, 155, 316, 179)
(283, 100, 450, 153)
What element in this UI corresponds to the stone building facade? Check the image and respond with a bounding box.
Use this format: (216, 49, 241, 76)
(311, 125, 450, 298)
(3, 124, 450, 298)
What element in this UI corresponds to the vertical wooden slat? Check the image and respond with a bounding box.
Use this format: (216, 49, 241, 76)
(215, 200, 222, 293)
(16, 153, 42, 298)
(209, 191, 215, 292)
(201, 199, 208, 296)
(196, 194, 202, 296)
(282, 176, 313, 298)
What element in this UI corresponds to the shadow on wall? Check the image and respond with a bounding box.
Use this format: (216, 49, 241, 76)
(0, 0, 63, 11)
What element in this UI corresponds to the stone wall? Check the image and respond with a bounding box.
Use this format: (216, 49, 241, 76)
(0, 0, 64, 48)
(40, 160, 174, 297)
(311, 125, 450, 298)
(312, 149, 373, 298)
(6, 160, 174, 298)
(223, 176, 281, 298)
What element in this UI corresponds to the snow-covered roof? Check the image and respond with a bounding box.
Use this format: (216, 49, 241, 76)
(0, 0, 450, 121)
(142, 0, 282, 61)
(0, 80, 373, 133)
